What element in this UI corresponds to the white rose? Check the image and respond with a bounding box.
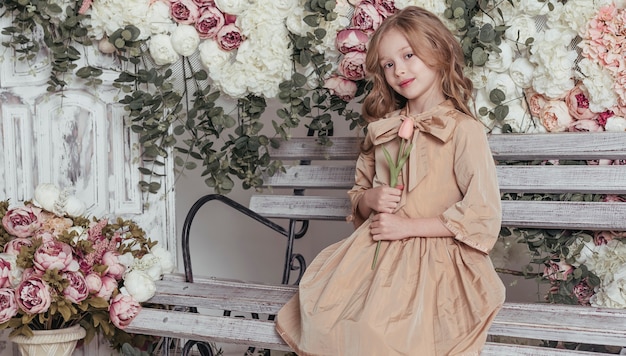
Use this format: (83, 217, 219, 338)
(285, 6, 312, 37)
(198, 40, 232, 71)
(132, 253, 163, 281)
(485, 41, 514, 73)
(170, 25, 200, 57)
(214, 0, 250, 15)
(119, 252, 135, 268)
(509, 57, 535, 89)
(567, 237, 597, 267)
(63, 195, 85, 217)
(464, 66, 491, 90)
(33, 183, 61, 213)
(151, 245, 175, 274)
(605, 116, 626, 132)
(517, 0, 552, 16)
(486, 72, 520, 99)
(147, 1, 176, 35)
(267, 0, 297, 17)
(505, 15, 537, 48)
(502, 101, 532, 133)
(123, 270, 157, 302)
(149, 34, 179, 66)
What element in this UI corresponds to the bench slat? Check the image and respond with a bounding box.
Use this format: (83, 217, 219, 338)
(250, 195, 626, 230)
(482, 343, 609, 356)
(264, 165, 626, 194)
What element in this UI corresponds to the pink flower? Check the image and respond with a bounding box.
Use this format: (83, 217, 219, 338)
(373, 0, 396, 18)
(338, 51, 367, 81)
(195, 6, 224, 39)
(170, 0, 200, 25)
(539, 100, 575, 132)
(352, 2, 384, 34)
(216, 23, 245, 51)
(62, 271, 89, 304)
(573, 279, 594, 306)
(97, 276, 118, 301)
(0, 288, 18, 323)
(543, 259, 573, 281)
(569, 119, 604, 132)
(565, 84, 598, 121)
(2, 206, 43, 238)
(3, 238, 32, 255)
(597, 110, 614, 126)
(33, 240, 78, 272)
(85, 273, 103, 294)
(192, 0, 214, 7)
(0, 254, 19, 288)
(603, 194, 626, 202)
(223, 13, 237, 25)
(109, 293, 141, 329)
(323, 75, 358, 102)
(593, 231, 621, 245)
(102, 251, 126, 280)
(16, 277, 51, 314)
(398, 117, 415, 140)
(335, 29, 369, 54)
(526, 89, 548, 118)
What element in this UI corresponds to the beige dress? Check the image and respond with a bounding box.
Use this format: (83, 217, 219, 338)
(275, 101, 506, 356)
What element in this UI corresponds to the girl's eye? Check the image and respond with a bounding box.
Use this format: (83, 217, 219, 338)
(405, 53, 414, 59)
(383, 62, 394, 69)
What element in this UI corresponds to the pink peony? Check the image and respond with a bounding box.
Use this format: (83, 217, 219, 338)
(593, 231, 621, 245)
(2, 206, 43, 238)
(216, 23, 245, 51)
(323, 75, 358, 102)
(573, 279, 594, 306)
(195, 6, 224, 39)
(33, 240, 78, 272)
(569, 119, 604, 132)
(85, 273, 103, 293)
(0, 254, 19, 288)
(539, 100, 575, 132)
(3, 238, 32, 255)
(0, 288, 18, 323)
(102, 251, 126, 280)
(352, 2, 384, 34)
(543, 259, 573, 282)
(526, 89, 548, 118)
(335, 29, 369, 54)
(16, 277, 51, 314)
(62, 271, 89, 304)
(373, 0, 397, 18)
(338, 51, 367, 81)
(97, 276, 118, 301)
(170, 0, 200, 25)
(192, 0, 214, 7)
(109, 293, 141, 329)
(565, 84, 598, 121)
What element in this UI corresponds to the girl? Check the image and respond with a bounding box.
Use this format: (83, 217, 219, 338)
(276, 6, 505, 355)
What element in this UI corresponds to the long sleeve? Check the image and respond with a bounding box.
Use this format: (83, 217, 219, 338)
(346, 147, 376, 229)
(440, 119, 502, 254)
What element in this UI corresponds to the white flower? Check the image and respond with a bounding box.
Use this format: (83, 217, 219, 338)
(503, 101, 534, 133)
(151, 245, 175, 274)
(546, 0, 608, 35)
(198, 40, 232, 70)
(485, 42, 514, 73)
(123, 270, 156, 302)
(131, 253, 163, 281)
(0, 253, 23, 288)
(567, 237, 597, 267)
(63, 196, 85, 217)
(464, 66, 491, 90)
(147, 1, 176, 35)
(514, 0, 553, 16)
(87, 0, 153, 41)
(504, 15, 537, 48)
(214, 0, 251, 15)
(486, 72, 520, 99)
(33, 183, 61, 213)
(119, 252, 135, 269)
(576, 58, 620, 113)
(509, 58, 535, 89)
(267, 0, 298, 17)
(149, 34, 180, 66)
(170, 25, 201, 57)
(605, 117, 626, 132)
(529, 28, 577, 99)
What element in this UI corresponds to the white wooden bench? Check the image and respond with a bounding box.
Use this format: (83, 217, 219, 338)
(127, 131, 626, 355)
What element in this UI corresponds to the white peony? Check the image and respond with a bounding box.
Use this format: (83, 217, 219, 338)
(509, 57, 535, 89)
(198, 40, 232, 70)
(485, 42, 514, 73)
(504, 15, 537, 48)
(486, 72, 520, 99)
(170, 25, 201, 57)
(63, 195, 86, 217)
(546, 0, 609, 35)
(576, 59, 620, 113)
(151, 245, 176, 274)
(122, 270, 157, 302)
(214, 0, 251, 15)
(0, 253, 23, 288)
(514, 0, 553, 16)
(605, 116, 626, 132)
(149, 34, 180, 66)
(147, 1, 176, 35)
(131, 253, 163, 281)
(464, 66, 491, 90)
(33, 183, 61, 214)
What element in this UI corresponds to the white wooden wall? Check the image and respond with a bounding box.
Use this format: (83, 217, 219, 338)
(0, 16, 176, 355)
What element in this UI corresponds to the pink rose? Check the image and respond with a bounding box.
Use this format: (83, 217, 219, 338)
(16, 277, 51, 314)
(109, 293, 141, 329)
(593, 231, 621, 245)
(543, 259, 573, 281)
(335, 29, 369, 54)
(102, 251, 126, 280)
(565, 84, 598, 121)
(97, 276, 118, 301)
(224, 13, 236, 25)
(597, 110, 614, 127)
(352, 2, 384, 34)
(33, 240, 78, 272)
(338, 51, 367, 81)
(569, 119, 604, 132)
(2, 206, 43, 238)
(323, 75, 358, 102)
(170, 0, 200, 25)
(539, 100, 575, 132)
(373, 0, 397, 18)
(195, 6, 224, 39)
(85, 273, 103, 293)
(192, 0, 214, 7)
(573, 279, 594, 306)
(62, 271, 89, 304)
(0, 288, 18, 323)
(526, 89, 548, 118)
(216, 23, 245, 51)
(398, 117, 415, 140)
(3, 238, 32, 255)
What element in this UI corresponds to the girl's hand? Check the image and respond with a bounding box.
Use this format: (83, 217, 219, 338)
(362, 185, 402, 214)
(370, 213, 411, 241)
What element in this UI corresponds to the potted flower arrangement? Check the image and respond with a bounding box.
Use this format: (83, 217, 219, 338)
(0, 183, 175, 354)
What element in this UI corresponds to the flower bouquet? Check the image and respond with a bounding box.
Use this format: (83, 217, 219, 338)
(0, 184, 175, 351)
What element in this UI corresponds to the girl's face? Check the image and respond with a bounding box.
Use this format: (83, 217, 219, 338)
(377, 28, 445, 113)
